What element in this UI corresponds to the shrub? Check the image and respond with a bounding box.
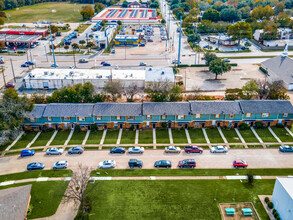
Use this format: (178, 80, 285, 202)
(190, 64, 208, 67)
(177, 64, 189, 67)
(161, 122, 167, 128)
(264, 197, 270, 203)
(90, 124, 97, 131)
(268, 201, 274, 209)
(259, 66, 268, 74)
(240, 123, 249, 130)
(272, 209, 276, 214)
(276, 216, 280, 220)
(276, 123, 284, 128)
(74, 124, 81, 132)
(274, 212, 279, 218)
(177, 81, 184, 86)
(247, 172, 254, 185)
(254, 121, 265, 129)
(41, 125, 48, 132)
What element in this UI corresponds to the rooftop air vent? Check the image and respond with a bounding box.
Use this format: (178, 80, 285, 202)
(161, 71, 164, 75)
(44, 71, 48, 75)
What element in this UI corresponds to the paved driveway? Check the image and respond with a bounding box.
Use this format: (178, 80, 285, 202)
(0, 149, 292, 175)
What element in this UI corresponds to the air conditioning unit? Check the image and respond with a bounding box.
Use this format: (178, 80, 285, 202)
(44, 71, 48, 75)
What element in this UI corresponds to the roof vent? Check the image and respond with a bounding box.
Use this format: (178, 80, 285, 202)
(96, 75, 102, 79)
(161, 71, 164, 75)
(149, 68, 152, 71)
(69, 71, 73, 75)
(44, 71, 48, 75)
(50, 72, 54, 76)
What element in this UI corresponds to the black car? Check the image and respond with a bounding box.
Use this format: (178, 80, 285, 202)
(128, 159, 143, 168)
(154, 160, 171, 168)
(110, 147, 126, 154)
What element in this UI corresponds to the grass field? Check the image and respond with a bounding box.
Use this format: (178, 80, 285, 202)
(11, 132, 38, 149)
(0, 181, 68, 219)
(156, 129, 170, 144)
(31, 131, 54, 147)
(138, 130, 153, 144)
(271, 127, 293, 142)
(254, 128, 278, 142)
(0, 140, 12, 152)
(247, 145, 264, 148)
(68, 131, 87, 145)
(86, 130, 103, 145)
(76, 24, 91, 33)
(4, 3, 86, 23)
(120, 130, 136, 144)
(50, 130, 71, 146)
(205, 128, 224, 143)
(221, 129, 242, 143)
(103, 130, 119, 144)
(86, 179, 273, 219)
(172, 129, 188, 144)
(229, 145, 245, 148)
(188, 128, 206, 143)
(238, 129, 259, 143)
(266, 144, 280, 148)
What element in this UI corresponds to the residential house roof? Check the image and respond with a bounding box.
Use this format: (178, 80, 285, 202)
(143, 102, 191, 115)
(190, 101, 243, 114)
(43, 103, 94, 117)
(0, 184, 32, 220)
(239, 100, 293, 114)
(93, 103, 143, 116)
(29, 104, 46, 118)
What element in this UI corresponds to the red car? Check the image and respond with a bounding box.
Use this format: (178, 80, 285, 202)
(184, 145, 203, 154)
(5, 82, 15, 88)
(233, 160, 248, 168)
(178, 159, 196, 168)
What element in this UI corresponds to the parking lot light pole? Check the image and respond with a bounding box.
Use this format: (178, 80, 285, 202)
(10, 58, 16, 83)
(1, 66, 6, 86)
(44, 45, 49, 62)
(49, 21, 57, 67)
(177, 16, 182, 66)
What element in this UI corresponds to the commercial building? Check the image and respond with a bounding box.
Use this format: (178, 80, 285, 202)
(23, 67, 174, 90)
(93, 25, 117, 48)
(114, 34, 141, 46)
(23, 100, 293, 130)
(208, 35, 237, 46)
(0, 28, 48, 37)
(0, 34, 41, 46)
(271, 177, 293, 220)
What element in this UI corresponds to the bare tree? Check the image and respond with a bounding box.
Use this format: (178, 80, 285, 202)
(123, 83, 141, 101)
(63, 164, 96, 216)
(103, 80, 123, 102)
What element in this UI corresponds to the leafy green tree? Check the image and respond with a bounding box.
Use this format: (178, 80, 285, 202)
(228, 21, 252, 51)
(277, 12, 291, 27)
(71, 43, 79, 50)
(145, 81, 182, 102)
(86, 42, 94, 52)
(94, 2, 105, 13)
(261, 23, 278, 40)
(0, 41, 5, 51)
(80, 5, 95, 21)
(49, 25, 59, 34)
(274, 2, 285, 15)
(202, 8, 220, 22)
(197, 20, 214, 33)
(79, 40, 86, 46)
(0, 17, 4, 25)
(103, 81, 123, 102)
(242, 80, 259, 99)
(122, 0, 128, 8)
(187, 33, 201, 43)
(209, 58, 231, 80)
(117, 20, 122, 26)
(204, 52, 218, 65)
(220, 8, 241, 22)
(239, 6, 251, 19)
(161, 19, 166, 24)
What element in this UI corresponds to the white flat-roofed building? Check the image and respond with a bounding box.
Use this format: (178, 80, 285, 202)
(271, 177, 293, 220)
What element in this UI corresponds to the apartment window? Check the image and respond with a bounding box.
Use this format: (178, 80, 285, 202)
(146, 115, 152, 119)
(30, 118, 36, 122)
(78, 117, 86, 121)
(63, 117, 70, 121)
(215, 114, 220, 118)
(47, 117, 52, 121)
(229, 114, 235, 119)
(161, 115, 166, 119)
(116, 116, 121, 120)
(96, 116, 102, 120)
(262, 113, 269, 118)
(195, 114, 201, 118)
(283, 113, 288, 117)
(128, 116, 134, 120)
(177, 115, 185, 120)
(245, 113, 252, 117)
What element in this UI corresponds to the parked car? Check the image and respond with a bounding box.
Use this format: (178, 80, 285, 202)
(172, 59, 181, 64)
(233, 160, 248, 168)
(46, 147, 64, 155)
(51, 63, 59, 68)
(128, 159, 143, 168)
(25, 61, 35, 65)
(21, 63, 29, 67)
(128, 147, 144, 154)
(147, 39, 153, 42)
(111, 49, 115, 54)
(103, 62, 111, 66)
(27, 162, 45, 170)
(68, 146, 84, 154)
(279, 145, 293, 152)
(178, 159, 196, 168)
(5, 82, 15, 88)
(210, 146, 228, 153)
(139, 62, 146, 66)
(184, 145, 203, 154)
(52, 161, 68, 169)
(21, 149, 35, 157)
(98, 160, 116, 169)
(100, 61, 105, 64)
(165, 146, 181, 153)
(139, 43, 145, 47)
(154, 160, 171, 168)
(110, 147, 125, 154)
(79, 58, 88, 63)
(223, 58, 230, 63)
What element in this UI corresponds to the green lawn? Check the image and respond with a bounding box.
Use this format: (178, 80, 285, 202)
(103, 130, 119, 144)
(254, 128, 278, 142)
(156, 129, 170, 144)
(229, 145, 245, 148)
(171, 129, 188, 144)
(188, 128, 207, 143)
(238, 129, 259, 143)
(271, 127, 293, 142)
(247, 145, 264, 148)
(4, 3, 86, 23)
(205, 128, 224, 143)
(86, 130, 103, 145)
(76, 24, 91, 33)
(0, 140, 12, 152)
(266, 144, 280, 148)
(138, 130, 153, 144)
(120, 130, 136, 144)
(50, 130, 71, 146)
(0, 181, 68, 219)
(221, 129, 242, 143)
(68, 131, 87, 145)
(11, 132, 38, 149)
(31, 131, 55, 147)
(85, 180, 273, 219)
(5, 148, 43, 156)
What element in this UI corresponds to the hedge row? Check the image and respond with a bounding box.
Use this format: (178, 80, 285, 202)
(177, 63, 237, 68)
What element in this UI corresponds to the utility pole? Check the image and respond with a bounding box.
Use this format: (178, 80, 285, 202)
(44, 45, 49, 62)
(168, 10, 170, 40)
(26, 49, 30, 70)
(10, 58, 16, 83)
(73, 49, 76, 68)
(177, 16, 182, 66)
(49, 21, 57, 67)
(1, 66, 6, 86)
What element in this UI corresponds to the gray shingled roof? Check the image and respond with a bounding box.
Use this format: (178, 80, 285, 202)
(190, 101, 242, 114)
(239, 100, 293, 113)
(43, 103, 94, 117)
(143, 102, 191, 115)
(30, 104, 46, 118)
(0, 184, 31, 220)
(93, 103, 142, 116)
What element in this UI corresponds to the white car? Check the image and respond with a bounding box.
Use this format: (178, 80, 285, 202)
(98, 160, 116, 169)
(165, 146, 181, 153)
(210, 146, 228, 153)
(52, 161, 68, 169)
(128, 147, 144, 154)
(46, 147, 64, 155)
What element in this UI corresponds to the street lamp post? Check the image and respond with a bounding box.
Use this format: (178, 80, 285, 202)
(10, 58, 16, 83)
(48, 21, 57, 67)
(73, 48, 76, 68)
(44, 45, 49, 62)
(1, 66, 6, 86)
